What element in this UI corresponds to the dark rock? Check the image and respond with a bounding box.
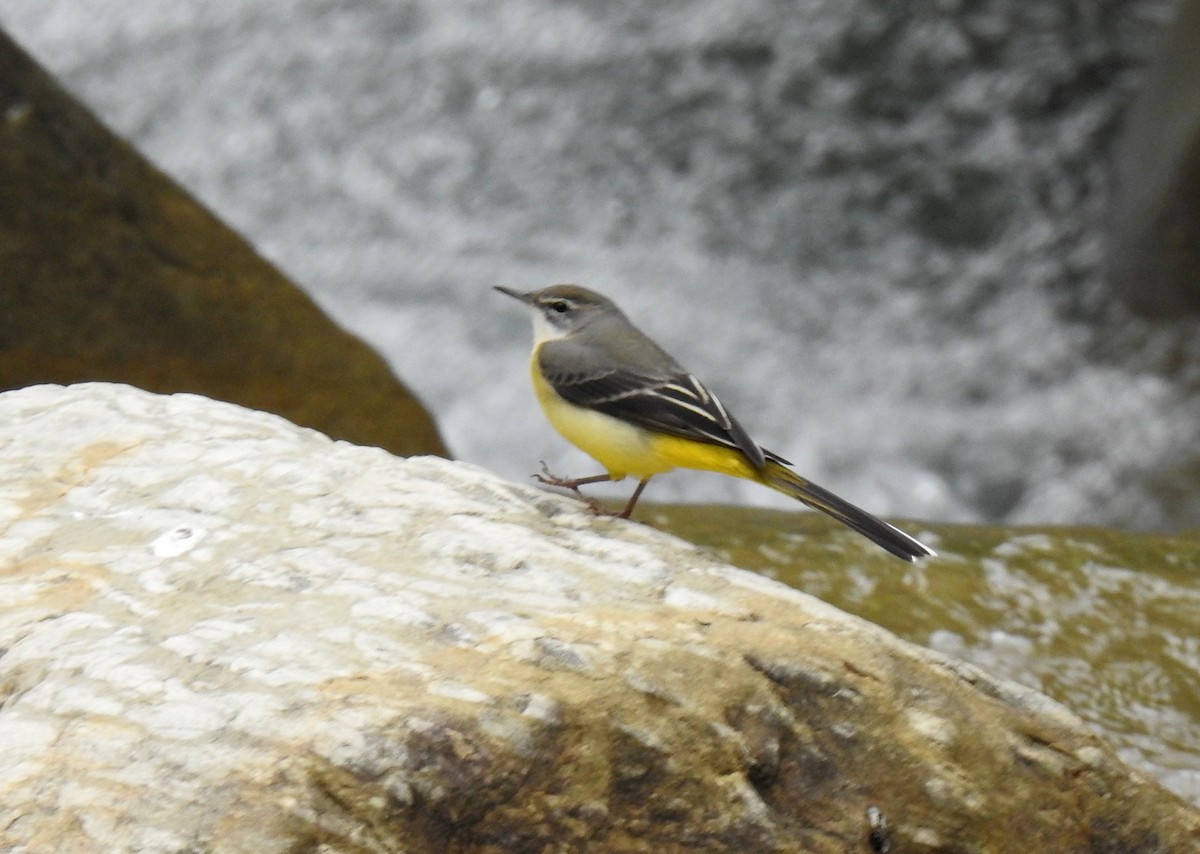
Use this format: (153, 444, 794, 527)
(0, 29, 447, 458)
(1108, 0, 1200, 316)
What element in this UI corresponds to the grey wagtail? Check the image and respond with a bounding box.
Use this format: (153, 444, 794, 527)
(496, 284, 935, 562)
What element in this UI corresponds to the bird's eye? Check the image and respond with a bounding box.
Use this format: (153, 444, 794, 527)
(548, 300, 570, 313)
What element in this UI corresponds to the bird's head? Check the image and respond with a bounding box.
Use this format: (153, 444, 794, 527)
(495, 284, 620, 341)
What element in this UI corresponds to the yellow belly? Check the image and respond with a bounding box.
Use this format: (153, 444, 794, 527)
(530, 359, 759, 482)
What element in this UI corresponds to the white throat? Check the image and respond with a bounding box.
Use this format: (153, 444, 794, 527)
(529, 310, 572, 344)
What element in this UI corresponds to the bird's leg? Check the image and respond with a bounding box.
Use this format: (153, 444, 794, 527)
(534, 465, 652, 520)
(615, 476, 653, 519)
(534, 463, 613, 513)
(534, 462, 613, 491)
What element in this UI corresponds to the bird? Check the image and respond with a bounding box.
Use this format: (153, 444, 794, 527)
(495, 284, 935, 562)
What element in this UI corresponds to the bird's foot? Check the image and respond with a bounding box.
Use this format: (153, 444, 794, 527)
(533, 463, 611, 515)
(532, 462, 581, 490)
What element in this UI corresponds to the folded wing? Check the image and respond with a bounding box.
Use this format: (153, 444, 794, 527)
(539, 353, 787, 471)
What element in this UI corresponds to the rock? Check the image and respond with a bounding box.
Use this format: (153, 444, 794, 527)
(1108, 0, 1200, 316)
(0, 384, 1196, 853)
(0, 29, 447, 459)
(656, 505, 1200, 807)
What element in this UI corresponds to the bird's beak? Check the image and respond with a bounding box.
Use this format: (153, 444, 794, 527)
(494, 286, 533, 304)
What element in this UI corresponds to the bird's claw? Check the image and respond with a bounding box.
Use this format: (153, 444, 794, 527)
(532, 461, 574, 489)
(532, 462, 607, 515)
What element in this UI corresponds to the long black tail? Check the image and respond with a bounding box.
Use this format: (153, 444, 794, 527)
(761, 462, 935, 562)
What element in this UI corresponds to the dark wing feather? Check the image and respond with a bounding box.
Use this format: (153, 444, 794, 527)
(542, 357, 788, 470)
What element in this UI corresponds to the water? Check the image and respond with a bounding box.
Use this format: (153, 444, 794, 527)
(5, 0, 1199, 529)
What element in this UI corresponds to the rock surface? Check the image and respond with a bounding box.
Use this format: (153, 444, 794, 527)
(1, 384, 1197, 853)
(658, 505, 1200, 807)
(1109, 0, 1200, 316)
(0, 30, 447, 460)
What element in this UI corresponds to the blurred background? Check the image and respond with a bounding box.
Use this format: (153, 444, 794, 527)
(4, 0, 1199, 528)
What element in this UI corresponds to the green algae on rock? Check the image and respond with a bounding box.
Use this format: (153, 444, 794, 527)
(653, 503, 1200, 807)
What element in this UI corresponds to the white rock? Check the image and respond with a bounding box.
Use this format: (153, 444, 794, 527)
(0, 384, 1195, 853)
